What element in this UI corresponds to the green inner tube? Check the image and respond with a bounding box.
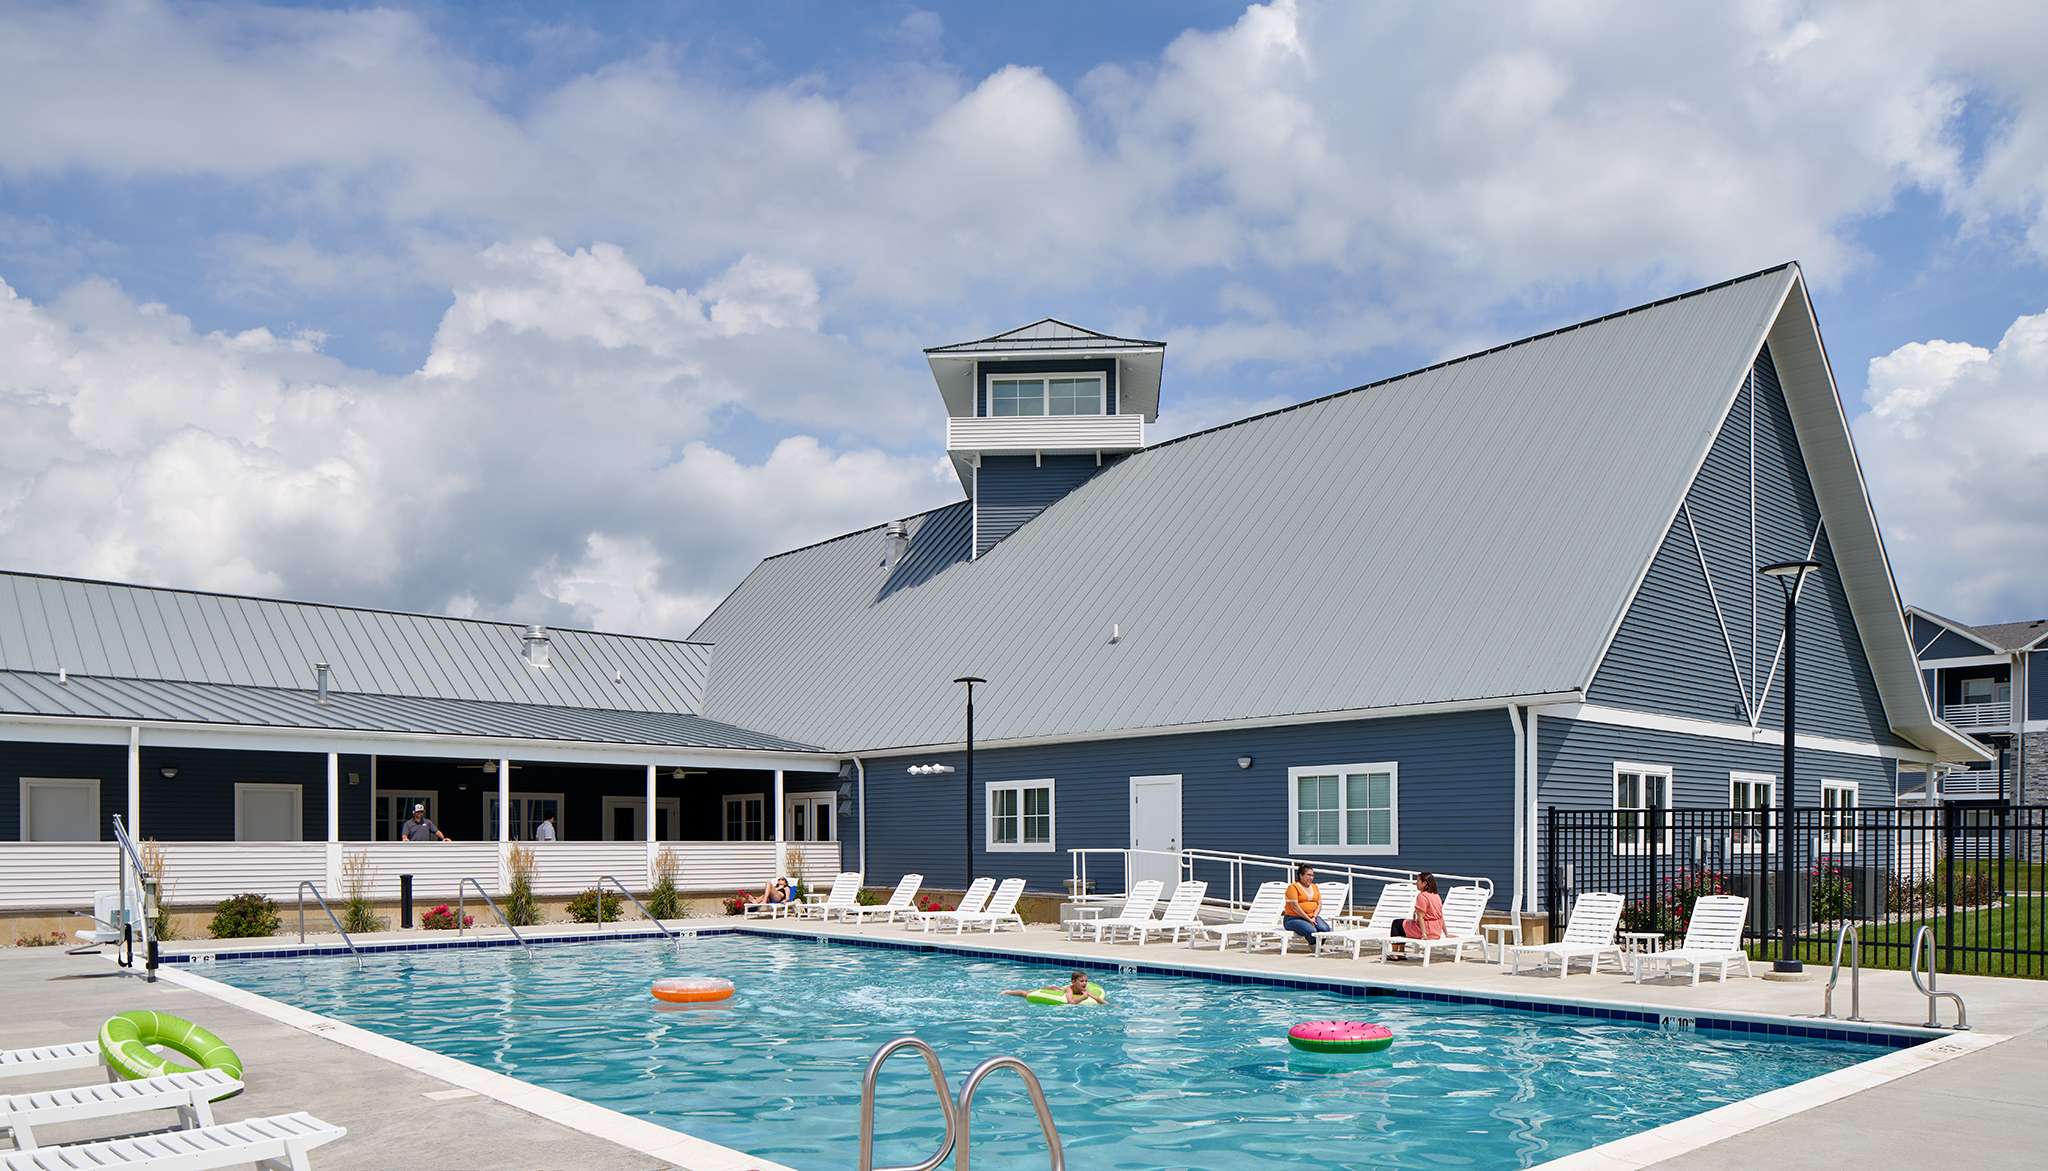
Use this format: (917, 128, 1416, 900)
(99, 1011, 244, 1098)
(1024, 982, 1104, 1005)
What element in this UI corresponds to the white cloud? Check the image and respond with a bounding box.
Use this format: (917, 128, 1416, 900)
(1858, 308, 2048, 621)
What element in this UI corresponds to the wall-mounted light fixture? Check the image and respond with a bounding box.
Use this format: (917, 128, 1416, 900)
(1237, 757, 1253, 770)
(907, 764, 956, 776)
(159, 767, 178, 779)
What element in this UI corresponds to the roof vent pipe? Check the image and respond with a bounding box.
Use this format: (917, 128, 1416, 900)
(314, 662, 331, 706)
(884, 521, 909, 567)
(523, 626, 551, 669)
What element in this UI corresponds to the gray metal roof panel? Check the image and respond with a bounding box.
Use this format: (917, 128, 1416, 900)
(0, 574, 715, 715)
(0, 671, 822, 752)
(695, 268, 1809, 750)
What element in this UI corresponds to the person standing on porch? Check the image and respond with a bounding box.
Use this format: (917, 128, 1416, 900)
(401, 804, 449, 842)
(535, 813, 556, 842)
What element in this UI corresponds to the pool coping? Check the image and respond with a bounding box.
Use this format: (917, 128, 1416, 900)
(156, 927, 2005, 1171)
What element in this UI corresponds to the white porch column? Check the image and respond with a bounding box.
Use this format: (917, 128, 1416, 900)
(325, 752, 342, 892)
(645, 763, 658, 888)
(498, 759, 511, 842)
(773, 768, 785, 880)
(1525, 711, 1540, 915)
(126, 726, 140, 837)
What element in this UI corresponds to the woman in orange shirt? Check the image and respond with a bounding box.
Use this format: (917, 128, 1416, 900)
(1387, 872, 1443, 960)
(1283, 864, 1330, 945)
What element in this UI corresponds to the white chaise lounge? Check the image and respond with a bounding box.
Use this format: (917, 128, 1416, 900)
(0, 1111, 343, 1171)
(902, 877, 992, 932)
(801, 873, 865, 921)
(846, 874, 924, 924)
(1313, 882, 1416, 959)
(1633, 894, 1753, 985)
(937, 878, 1026, 933)
(1377, 885, 1490, 965)
(1505, 891, 1627, 979)
(1188, 882, 1290, 953)
(3, 1068, 242, 1152)
(1125, 881, 1210, 946)
(0, 1043, 107, 1083)
(1077, 881, 1164, 944)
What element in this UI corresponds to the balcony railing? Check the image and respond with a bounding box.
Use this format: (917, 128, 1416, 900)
(1941, 700, 2013, 729)
(947, 413, 1144, 454)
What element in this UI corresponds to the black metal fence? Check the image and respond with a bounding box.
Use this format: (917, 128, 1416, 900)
(1544, 805, 2048, 978)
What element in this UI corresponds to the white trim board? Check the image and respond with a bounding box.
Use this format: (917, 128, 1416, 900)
(1918, 654, 2012, 670)
(1534, 702, 1937, 763)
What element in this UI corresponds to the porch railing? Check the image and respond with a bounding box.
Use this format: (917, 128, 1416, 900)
(1939, 700, 2013, 729)
(1068, 847, 1494, 922)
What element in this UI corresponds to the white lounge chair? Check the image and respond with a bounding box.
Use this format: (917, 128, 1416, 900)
(1378, 885, 1490, 966)
(800, 872, 865, 921)
(937, 878, 1026, 933)
(846, 874, 924, 924)
(0, 1043, 107, 1083)
(742, 885, 802, 919)
(0, 1111, 344, 1171)
(1633, 894, 1753, 985)
(1126, 881, 1209, 945)
(1187, 882, 1290, 952)
(1077, 881, 1165, 944)
(1314, 882, 1416, 959)
(3, 1068, 242, 1151)
(1506, 891, 1627, 979)
(902, 877, 993, 932)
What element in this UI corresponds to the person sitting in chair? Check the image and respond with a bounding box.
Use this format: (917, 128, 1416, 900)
(744, 877, 793, 913)
(1283, 864, 1331, 944)
(1386, 872, 1444, 959)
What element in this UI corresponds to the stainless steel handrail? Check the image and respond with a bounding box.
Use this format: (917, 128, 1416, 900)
(858, 1036, 957, 1171)
(597, 875, 677, 940)
(296, 881, 362, 972)
(1910, 925, 1968, 1029)
(1821, 923, 1862, 1021)
(457, 877, 535, 958)
(955, 1054, 1065, 1171)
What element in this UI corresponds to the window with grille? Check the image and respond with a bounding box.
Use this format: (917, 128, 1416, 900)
(1287, 763, 1397, 855)
(986, 780, 1054, 852)
(1614, 763, 1671, 854)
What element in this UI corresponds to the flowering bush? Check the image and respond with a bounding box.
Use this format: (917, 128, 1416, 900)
(917, 896, 954, 913)
(1809, 861, 1853, 922)
(421, 903, 472, 930)
(1620, 868, 1732, 936)
(724, 890, 752, 916)
(14, 929, 65, 947)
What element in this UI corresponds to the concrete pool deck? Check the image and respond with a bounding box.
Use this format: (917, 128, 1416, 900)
(6, 918, 2044, 1169)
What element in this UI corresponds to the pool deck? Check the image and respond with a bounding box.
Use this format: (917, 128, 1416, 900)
(5, 918, 2045, 1169)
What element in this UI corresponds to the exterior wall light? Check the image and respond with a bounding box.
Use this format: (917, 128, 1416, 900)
(159, 767, 178, 779)
(908, 764, 956, 775)
(1237, 757, 1253, 769)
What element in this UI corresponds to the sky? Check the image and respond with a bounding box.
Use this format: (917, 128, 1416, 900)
(1, 0, 2045, 639)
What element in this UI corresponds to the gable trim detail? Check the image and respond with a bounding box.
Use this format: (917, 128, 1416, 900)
(1534, 702, 1936, 763)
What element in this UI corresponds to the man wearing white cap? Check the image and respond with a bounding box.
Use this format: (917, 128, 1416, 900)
(401, 803, 449, 842)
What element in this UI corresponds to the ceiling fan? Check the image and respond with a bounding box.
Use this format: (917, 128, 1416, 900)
(456, 761, 523, 773)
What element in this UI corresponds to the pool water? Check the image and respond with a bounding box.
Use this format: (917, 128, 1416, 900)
(210, 936, 1877, 1170)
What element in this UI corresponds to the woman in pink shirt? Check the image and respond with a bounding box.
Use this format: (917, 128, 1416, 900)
(1387, 872, 1443, 960)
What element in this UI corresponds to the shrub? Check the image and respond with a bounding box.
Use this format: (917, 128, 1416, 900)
(421, 903, 473, 930)
(723, 889, 751, 917)
(568, 888, 622, 923)
(1620, 868, 1732, 936)
(917, 896, 954, 914)
(340, 850, 386, 935)
(505, 844, 540, 927)
(15, 929, 65, 947)
(855, 887, 881, 907)
(140, 838, 180, 941)
(210, 893, 281, 939)
(646, 847, 684, 920)
(1809, 860, 1853, 922)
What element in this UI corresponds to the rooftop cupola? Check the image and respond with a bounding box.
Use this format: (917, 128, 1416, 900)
(925, 319, 1165, 557)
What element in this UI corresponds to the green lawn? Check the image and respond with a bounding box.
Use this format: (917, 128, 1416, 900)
(1757, 896, 2048, 979)
(1957, 859, 2048, 894)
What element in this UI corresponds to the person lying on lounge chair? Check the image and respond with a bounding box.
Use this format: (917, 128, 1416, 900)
(744, 878, 793, 912)
(1386, 872, 1444, 959)
(1003, 970, 1108, 1004)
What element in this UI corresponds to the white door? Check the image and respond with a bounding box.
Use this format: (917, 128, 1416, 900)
(22, 779, 99, 841)
(602, 796, 682, 841)
(784, 792, 835, 843)
(1129, 774, 1183, 889)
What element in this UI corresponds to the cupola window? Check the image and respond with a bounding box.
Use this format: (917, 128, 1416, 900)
(988, 373, 1106, 416)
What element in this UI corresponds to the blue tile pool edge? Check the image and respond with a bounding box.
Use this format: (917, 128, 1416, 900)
(164, 924, 1947, 1051)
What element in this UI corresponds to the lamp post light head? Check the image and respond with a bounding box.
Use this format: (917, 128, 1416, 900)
(953, 676, 986, 686)
(1759, 560, 1823, 595)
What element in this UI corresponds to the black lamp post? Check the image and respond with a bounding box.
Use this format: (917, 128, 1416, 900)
(954, 676, 985, 890)
(1760, 559, 1823, 974)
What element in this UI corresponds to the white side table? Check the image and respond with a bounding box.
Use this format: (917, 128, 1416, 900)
(1481, 922, 1522, 964)
(1064, 905, 1106, 941)
(1621, 931, 1666, 982)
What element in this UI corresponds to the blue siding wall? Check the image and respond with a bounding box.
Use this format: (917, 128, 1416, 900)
(1589, 346, 1903, 748)
(1533, 714, 1897, 813)
(1919, 628, 1994, 659)
(860, 707, 1518, 898)
(2, 741, 373, 840)
(975, 455, 1111, 557)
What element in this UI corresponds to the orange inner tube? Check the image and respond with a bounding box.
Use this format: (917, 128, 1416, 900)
(652, 977, 735, 1003)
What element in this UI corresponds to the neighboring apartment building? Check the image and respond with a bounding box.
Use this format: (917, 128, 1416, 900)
(1906, 609, 2046, 805)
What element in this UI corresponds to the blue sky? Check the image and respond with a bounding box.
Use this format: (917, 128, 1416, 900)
(2, 0, 2045, 636)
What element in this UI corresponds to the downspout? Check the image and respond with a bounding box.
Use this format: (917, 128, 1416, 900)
(853, 757, 867, 880)
(1506, 706, 1524, 925)
(1525, 708, 1541, 915)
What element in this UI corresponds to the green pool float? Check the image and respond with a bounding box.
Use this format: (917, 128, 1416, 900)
(99, 1010, 244, 1098)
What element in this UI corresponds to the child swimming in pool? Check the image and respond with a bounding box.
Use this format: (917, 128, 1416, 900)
(1003, 970, 1108, 1004)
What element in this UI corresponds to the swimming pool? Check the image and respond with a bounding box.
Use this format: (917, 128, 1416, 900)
(208, 935, 1881, 1170)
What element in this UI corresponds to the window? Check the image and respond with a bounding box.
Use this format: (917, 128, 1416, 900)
(1730, 772, 1775, 854)
(1959, 677, 2009, 705)
(986, 780, 1054, 852)
(1613, 763, 1670, 855)
(1288, 763, 1397, 855)
(987, 374, 1105, 417)
(485, 793, 564, 841)
(1821, 780, 1857, 853)
(724, 794, 765, 842)
(19, 778, 99, 842)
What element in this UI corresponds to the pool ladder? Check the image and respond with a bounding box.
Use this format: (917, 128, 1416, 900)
(1909, 925, 1969, 1030)
(858, 1036, 1064, 1171)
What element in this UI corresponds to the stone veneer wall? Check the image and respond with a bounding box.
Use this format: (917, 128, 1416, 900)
(2024, 730, 2048, 806)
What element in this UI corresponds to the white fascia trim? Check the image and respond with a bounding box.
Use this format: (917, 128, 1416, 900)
(1533, 702, 1937, 763)
(0, 712, 837, 772)
(850, 691, 1588, 757)
(1918, 654, 2011, 670)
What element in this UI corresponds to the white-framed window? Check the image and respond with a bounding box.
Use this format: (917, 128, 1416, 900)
(1288, 763, 1397, 855)
(987, 779, 1055, 852)
(1613, 763, 1670, 855)
(785, 792, 835, 842)
(1730, 772, 1775, 854)
(987, 373, 1106, 417)
(376, 791, 437, 841)
(485, 792, 565, 841)
(724, 794, 765, 842)
(19, 778, 100, 842)
(1821, 780, 1858, 853)
(234, 783, 303, 842)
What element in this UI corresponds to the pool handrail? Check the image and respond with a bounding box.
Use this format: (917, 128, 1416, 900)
(1068, 847, 1493, 924)
(295, 881, 363, 972)
(597, 875, 677, 940)
(1821, 923, 1862, 1021)
(1909, 925, 1968, 1030)
(858, 1036, 957, 1171)
(456, 877, 534, 958)
(955, 1054, 1065, 1171)
(110, 814, 155, 980)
